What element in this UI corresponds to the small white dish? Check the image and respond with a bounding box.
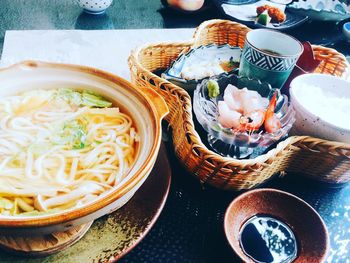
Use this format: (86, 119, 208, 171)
(77, 0, 113, 14)
(290, 74, 350, 143)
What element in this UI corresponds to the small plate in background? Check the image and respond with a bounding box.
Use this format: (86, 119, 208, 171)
(213, 0, 309, 30)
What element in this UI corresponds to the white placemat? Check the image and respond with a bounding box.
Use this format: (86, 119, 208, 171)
(0, 29, 194, 80)
(2, 29, 349, 81)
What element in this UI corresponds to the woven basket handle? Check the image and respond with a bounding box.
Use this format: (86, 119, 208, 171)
(139, 86, 169, 121)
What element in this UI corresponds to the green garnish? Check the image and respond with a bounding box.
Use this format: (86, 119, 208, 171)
(81, 91, 112, 108)
(257, 11, 271, 26)
(52, 119, 88, 150)
(207, 79, 220, 98)
(57, 89, 82, 105)
(57, 89, 112, 108)
(64, 119, 87, 150)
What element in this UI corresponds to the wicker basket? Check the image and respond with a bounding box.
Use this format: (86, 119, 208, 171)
(128, 19, 350, 190)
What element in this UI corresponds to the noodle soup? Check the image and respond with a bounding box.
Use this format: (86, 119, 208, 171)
(0, 89, 138, 217)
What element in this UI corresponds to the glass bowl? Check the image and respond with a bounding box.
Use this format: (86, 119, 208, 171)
(193, 74, 295, 159)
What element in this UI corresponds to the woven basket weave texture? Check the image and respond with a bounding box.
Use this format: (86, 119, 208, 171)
(128, 20, 350, 190)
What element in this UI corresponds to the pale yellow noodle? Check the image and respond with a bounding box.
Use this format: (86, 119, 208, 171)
(0, 89, 137, 216)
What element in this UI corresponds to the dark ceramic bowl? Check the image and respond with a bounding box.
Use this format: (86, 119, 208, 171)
(224, 188, 329, 262)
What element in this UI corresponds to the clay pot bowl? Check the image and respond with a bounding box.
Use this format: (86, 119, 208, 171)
(224, 188, 329, 262)
(0, 61, 168, 235)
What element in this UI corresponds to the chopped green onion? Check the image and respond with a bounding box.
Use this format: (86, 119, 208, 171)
(257, 11, 271, 26)
(81, 91, 112, 108)
(56, 89, 112, 108)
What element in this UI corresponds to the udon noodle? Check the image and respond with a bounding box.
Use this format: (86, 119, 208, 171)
(0, 89, 137, 216)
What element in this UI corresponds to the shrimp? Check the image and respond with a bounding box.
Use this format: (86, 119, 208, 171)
(217, 85, 281, 133)
(218, 101, 241, 129)
(264, 91, 281, 133)
(237, 110, 265, 132)
(223, 84, 243, 112)
(219, 85, 267, 131)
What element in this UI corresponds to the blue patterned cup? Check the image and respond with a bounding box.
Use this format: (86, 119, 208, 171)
(239, 29, 303, 89)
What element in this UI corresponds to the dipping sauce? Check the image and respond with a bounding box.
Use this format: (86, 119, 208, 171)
(239, 215, 297, 263)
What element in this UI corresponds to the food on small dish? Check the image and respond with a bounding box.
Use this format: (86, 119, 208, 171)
(256, 11, 272, 26)
(0, 88, 137, 217)
(162, 44, 241, 91)
(264, 92, 282, 133)
(181, 61, 224, 80)
(219, 1, 307, 29)
(217, 84, 281, 134)
(193, 75, 295, 158)
(180, 57, 239, 80)
(257, 5, 286, 23)
(219, 59, 239, 73)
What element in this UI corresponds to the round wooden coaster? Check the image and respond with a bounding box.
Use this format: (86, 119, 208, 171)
(0, 221, 93, 257)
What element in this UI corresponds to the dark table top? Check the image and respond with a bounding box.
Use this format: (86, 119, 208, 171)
(0, 1, 349, 262)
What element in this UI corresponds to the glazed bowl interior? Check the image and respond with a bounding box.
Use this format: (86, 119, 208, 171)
(0, 61, 163, 232)
(224, 188, 329, 263)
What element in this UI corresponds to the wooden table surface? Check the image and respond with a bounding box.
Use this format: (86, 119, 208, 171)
(0, 1, 349, 262)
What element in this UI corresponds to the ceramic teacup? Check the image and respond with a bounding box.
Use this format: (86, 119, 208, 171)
(239, 29, 303, 89)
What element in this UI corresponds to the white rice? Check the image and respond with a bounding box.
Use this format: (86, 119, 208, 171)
(296, 84, 350, 130)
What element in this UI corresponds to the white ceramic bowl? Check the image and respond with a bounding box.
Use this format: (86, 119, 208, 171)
(290, 73, 350, 143)
(0, 61, 168, 235)
(77, 0, 113, 14)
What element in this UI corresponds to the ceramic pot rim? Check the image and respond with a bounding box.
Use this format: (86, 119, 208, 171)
(0, 61, 166, 228)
